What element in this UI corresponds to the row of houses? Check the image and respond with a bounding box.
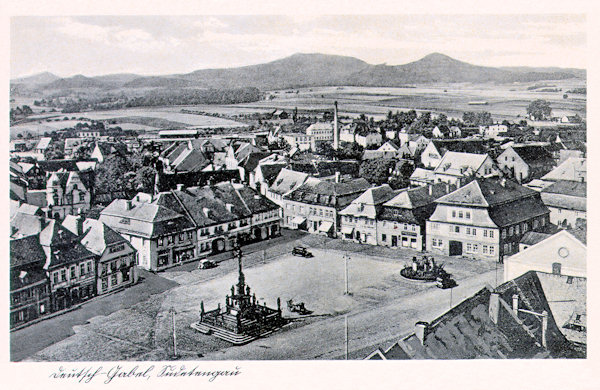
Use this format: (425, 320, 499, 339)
(99, 182, 281, 272)
(10, 213, 138, 329)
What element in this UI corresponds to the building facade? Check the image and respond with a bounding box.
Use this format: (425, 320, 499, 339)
(426, 178, 550, 262)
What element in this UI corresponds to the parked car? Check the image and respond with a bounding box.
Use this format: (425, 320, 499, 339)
(198, 259, 217, 269)
(436, 275, 457, 289)
(292, 246, 313, 258)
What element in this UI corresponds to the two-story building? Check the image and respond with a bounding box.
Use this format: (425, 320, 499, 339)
(265, 168, 310, 208)
(63, 216, 139, 295)
(45, 170, 92, 219)
(426, 178, 550, 262)
(10, 234, 51, 329)
(540, 180, 586, 228)
(496, 145, 555, 183)
(40, 220, 97, 311)
(339, 185, 398, 245)
(377, 183, 455, 251)
(283, 177, 370, 236)
(420, 139, 489, 169)
(99, 197, 197, 272)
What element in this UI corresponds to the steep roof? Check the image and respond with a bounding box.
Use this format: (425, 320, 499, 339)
(433, 151, 490, 177)
(10, 234, 46, 268)
(435, 178, 537, 207)
(542, 180, 586, 197)
(10, 212, 47, 239)
(339, 185, 398, 217)
(36, 137, 52, 150)
(258, 163, 287, 186)
(79, 219, 131, 256)
(410, 168, 436, 183)
(541, 157, 586, 182)
(269, 168, 309, 196)
(520, 231, 553, 246)
(487, 196, 550, 227)
(286, 177, 371, 209)
(510, 145, 554, 164)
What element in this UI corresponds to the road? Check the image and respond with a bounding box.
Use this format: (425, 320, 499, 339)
(198, 267, 498, 360)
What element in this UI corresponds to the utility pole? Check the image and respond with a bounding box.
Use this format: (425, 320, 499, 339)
(343, 253, 350, 295)
(171, 307, 178, 358)
(345, 314, 349, 360)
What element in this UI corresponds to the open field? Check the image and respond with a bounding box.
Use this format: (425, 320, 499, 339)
(234, 81, 586, 121)
(11, 119, 92, 138)
(78, 107, 249, 128)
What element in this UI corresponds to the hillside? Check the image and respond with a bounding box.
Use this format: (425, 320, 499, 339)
(12, 72, 60, 85)
(11, 52, 585, 95)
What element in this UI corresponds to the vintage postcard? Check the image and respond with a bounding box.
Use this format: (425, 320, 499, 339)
(3, 2, 598, 389)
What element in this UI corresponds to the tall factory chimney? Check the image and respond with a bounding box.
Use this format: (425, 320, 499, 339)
(333, 101, 340, 150)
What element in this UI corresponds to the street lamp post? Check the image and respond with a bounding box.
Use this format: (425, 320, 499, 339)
(343, 253, 351, 296)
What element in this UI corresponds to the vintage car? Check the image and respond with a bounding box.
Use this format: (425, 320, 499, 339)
(436, 275, 457, 289)
(198, 259, 217, 269)
(292, 246, 313, 258)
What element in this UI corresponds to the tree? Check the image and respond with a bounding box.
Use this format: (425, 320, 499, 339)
(133, 166, 157, 193)
(359, 158, 395, 185)
(527, 99, 552, 120)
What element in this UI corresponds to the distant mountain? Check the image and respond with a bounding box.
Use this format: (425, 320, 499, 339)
(45, 74, 110, 89)
(11, 53, 585, 95)
(12, 72, 60, 85)
(177, 53, 370, 89)
(123, 76, 195, 88)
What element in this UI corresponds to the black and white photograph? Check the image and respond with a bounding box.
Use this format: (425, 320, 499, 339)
(4, 3, 597, 389)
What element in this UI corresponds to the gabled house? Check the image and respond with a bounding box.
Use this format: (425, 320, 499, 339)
(505, 230, 586, 282)
(90, 141, 128, 163)
(409, 167, 436, 187)
(40, 220, 97, 311)
(497, 145, 555, 183)
(44, 170, 92, 219)
(432, 151, 498, 186)
(420, 139, 489, 169)
(339, 185, 399, 245)
(10, 234, 51, 328)
(426, 178, 550, 261)
(541, 157, 586, 183)
(377, 183, 455, 251)
(63, 216, 139, 296)
(265, 168, 310, 207)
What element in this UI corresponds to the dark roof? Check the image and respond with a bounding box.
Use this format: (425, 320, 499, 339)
(10, 234, 46, 268)
(380, 183, 456, 224)
(174, 149, 209, 172)
(488, 196, 549, 227)
(520, 231, 552, 246)
(285, 178, 371, 209)
(436, 178, 538, 207)
(259, 163, 287, 185)
(511, 145, 554, 164)
(37, 160, 79, 172)
(39, 221, 96, 268)
(431, 139, 489, 155)
(542, 180, 586, 197)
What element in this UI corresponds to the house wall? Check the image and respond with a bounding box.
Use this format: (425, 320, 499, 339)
(547, 206, 586, 228)
(421, 143, 442, 169)
(10, 280, 51, 328)
(96, 243, 138, 295)
(377, 219, 423, 250)
(48, 257, 96, 311)
(497, 149, 530, 183)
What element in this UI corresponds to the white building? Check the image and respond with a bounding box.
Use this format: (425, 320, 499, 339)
(504, 230, 586, 282)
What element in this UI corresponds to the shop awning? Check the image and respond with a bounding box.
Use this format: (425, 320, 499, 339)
(340, 226, 354, 235)
(292, 216, 306, 225)
(318, 221, 334, 232)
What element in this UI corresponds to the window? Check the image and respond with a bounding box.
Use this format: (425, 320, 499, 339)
(502, 229, 506, 239)
(489, 246, 495, 255)
(509, 227, 514, 236)
(452, 210, 456, 218)
(552, 262, 562, 275)
(168, 235, 174, 244)
(472, 228, 476, 236)
(432, 238, 443, 247)
(483, 245, 488, 254)
(381, 234, 387, 242)
(179, 233, 184, 241)
(101, 264, 108, 276)
(533, 219, 539, 229)
(102, 278, 108, 290)
(188, 231, 193, 240)
(484, 230, 488, 237)
(454, 226, 460, 233)
(473, 244, 478, 252)
(53, 272, 59, 284)
(466, 227, 471, 235)
(158, 238, 163, 246)
(458, 211, 463, 218)
(466, 211, 471, 219)
(489, 230, 494, 238)
(80, 264, 86, 276)
(111, 274, 118, 286)
(60, 269, 66, 281)
(110, 261, 117, 273)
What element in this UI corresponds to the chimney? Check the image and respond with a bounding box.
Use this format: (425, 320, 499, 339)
(333, 101, 339, 150)
(176, 183, 184, 191)
(415, 321, 429, 345)
(76, 215, 84, 236)
(512, 294, 519, 317)
(187, 140, 193, 150)
(203, 207, 210, 217)
(225, 203, 234, 212)
(500, 178, 506, 187)
(445, 183, 450, 193)
(335, 171, 341, 183)
(489, 292, 500, 324)
(126, 200, 133, 210)
(428, 184, 433, 196)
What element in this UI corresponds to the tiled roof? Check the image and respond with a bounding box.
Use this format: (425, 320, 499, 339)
(174, 149, 209, 172)
(410, 168, 436, 182)
(541, 192, 586, 212)
(270, 168, 309, 196)
(339, 185, 398, 217)
(511, 145, 554, 164)
(488, 196, 549, 227)
(259, 163, 287, 185)
(542, 180, 586, 198)
(541, 158, 586, 182)
(10, 234, 46, 268)
(37, 160, 80, 172)
(36, 137, 52, 150)
(80, 219, 131, 256)
(433, 151, 489, 177)
(436, 178, 537, 207)
(431, 139, 489, 155)
(10, 212, 47, 238)
(520, 231, 552, 246)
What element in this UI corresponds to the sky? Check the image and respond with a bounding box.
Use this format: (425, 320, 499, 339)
(10, 14, 586, 78)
